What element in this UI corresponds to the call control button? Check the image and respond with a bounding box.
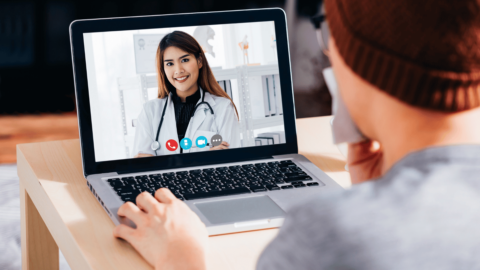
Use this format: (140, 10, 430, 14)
(196, 136, 207, 148)
(211, 134, 223, 147)
(166, 140, 178, 151)
(180, 138, 192, 150)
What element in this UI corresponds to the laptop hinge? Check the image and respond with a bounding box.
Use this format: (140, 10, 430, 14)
(115, 156, 276, 175)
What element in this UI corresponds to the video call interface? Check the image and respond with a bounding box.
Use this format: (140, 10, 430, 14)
(84, 21, 286, 162)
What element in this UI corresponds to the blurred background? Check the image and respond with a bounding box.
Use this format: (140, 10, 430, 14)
(0, 0, 330, 164)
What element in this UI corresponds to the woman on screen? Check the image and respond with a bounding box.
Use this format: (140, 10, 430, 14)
(132, 31, 241, 157)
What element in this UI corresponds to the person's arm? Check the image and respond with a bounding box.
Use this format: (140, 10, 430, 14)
(113, 189, 208, 270)
(209, 141, 229, 150)
(134, 153, 154, 158)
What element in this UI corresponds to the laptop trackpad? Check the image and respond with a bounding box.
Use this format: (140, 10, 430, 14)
(195, 195, 285, 225)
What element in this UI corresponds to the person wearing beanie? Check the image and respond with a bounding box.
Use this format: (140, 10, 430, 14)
(256, 0, 480, 269)
(110, 1, 480, 269)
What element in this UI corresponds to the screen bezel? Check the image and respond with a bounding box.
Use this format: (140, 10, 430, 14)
(69, 8, 298, 176)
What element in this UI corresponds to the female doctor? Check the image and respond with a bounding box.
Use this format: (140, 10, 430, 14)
(132, 31, 241, 158)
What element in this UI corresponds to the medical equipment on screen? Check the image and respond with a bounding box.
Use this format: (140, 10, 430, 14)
(238, 35, 250, 64)
(150, 89, 220, 154)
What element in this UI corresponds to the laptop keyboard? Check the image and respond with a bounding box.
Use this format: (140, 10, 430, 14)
(106, 160, 322, 203)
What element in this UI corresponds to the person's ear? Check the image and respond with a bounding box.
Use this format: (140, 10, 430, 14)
(197, 56, 203, 69)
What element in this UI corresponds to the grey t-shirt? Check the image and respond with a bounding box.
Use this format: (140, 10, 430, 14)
(257, 145, 480, 270)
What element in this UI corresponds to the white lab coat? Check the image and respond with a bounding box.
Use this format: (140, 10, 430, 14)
(132, 89, 241, 157)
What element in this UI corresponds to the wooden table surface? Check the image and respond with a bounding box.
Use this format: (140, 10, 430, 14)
(17, 116, 350, 270)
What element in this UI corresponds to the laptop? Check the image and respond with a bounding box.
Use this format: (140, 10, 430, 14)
(69, 8, 342, 235)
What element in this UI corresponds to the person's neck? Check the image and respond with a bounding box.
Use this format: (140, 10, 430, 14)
(176, 85, 199, 102)
(375, 104, 480, 174)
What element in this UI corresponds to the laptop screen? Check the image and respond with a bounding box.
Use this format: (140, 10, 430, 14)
(83, 21, 286, 162)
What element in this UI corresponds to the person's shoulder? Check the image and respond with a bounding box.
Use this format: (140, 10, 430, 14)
(289, 182, 379, 220)
(283, 179, 397, 235)
(257, 186, 376, 270)
(258, 181, 396, 267)
(138, 98, 167, 119)
(143, 98, 167, 111)
(259, 152, 480, 270)
(210, 94, 231, 105)
(208, 93, 236, 113)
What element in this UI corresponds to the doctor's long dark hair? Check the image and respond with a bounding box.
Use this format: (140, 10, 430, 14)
(156, 31, 238, 118)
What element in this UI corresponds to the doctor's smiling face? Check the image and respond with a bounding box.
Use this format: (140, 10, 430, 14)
(163, 46, 203, 100)
(156, 31, 238, 118)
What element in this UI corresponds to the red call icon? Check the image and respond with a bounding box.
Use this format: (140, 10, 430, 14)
(165, 139, 178, 151)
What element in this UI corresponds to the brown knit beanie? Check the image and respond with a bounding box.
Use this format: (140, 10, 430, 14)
(325, 0, 480, 112)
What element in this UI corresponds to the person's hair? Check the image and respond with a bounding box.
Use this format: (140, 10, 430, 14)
(155, 31, 238, 118)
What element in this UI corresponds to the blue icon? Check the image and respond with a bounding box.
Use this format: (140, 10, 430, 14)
(180, 138, 192, 150)
(196, 136, 207, 148)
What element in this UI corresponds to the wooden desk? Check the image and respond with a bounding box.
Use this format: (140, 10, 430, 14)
(17, 116, 350, 270)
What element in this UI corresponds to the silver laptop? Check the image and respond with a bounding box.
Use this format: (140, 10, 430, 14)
(69, 8, 342, 235)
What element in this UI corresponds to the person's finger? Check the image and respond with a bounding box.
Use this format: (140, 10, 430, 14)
(118, 202, 146, 225)
(155, 188, 176, 204)
(134, 153, 153, 158)
(347, 140, 381, 165)
(136, 192, 158, 214)
(113, 224, 136, 242)
(221, 141, 230, 146)
(347, 140, 383, 184)
(210, 145, 228, 151)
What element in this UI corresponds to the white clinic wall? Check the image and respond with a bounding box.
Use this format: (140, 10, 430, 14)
(84, 21, 280, 162)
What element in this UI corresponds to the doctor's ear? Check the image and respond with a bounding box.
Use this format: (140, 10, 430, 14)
(197, 55, 203, 69)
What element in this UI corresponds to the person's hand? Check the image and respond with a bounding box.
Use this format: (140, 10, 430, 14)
(113, 189, 208, 270)
(209, 141, 229, 150)
(134, 153, 154, 158)
(347, 140, 383, 184)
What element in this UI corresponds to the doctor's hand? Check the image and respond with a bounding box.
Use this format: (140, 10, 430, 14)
(113, 189, 208, 270)
(347, 140, 383, 185)
(134, 153, 154, 158)
(209, 141, 230, 151)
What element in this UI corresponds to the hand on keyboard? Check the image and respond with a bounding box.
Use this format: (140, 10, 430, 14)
(113, 189, 208, 270)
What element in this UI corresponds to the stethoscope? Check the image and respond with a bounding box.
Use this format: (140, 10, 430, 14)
(150, 89, 219, 155)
